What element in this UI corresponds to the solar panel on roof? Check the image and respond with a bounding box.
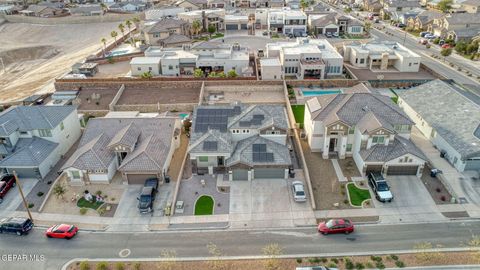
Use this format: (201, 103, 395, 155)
(253, 144, 267, 152)
(253, 114, 265, 120)
(203, 141, 218, 151)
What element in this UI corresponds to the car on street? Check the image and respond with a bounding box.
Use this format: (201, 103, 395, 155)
(144, 178, 159, 192)
(0, 174, 15, 204)
(318, 219, 354, 235)
(424, 34, 436, 39)
(368, 172, 393, 202)
(138, 186, 155, 213)
(420, 31, 430, 37)
(262, 31, 268, 36)
(45, 224, 78, 239)
(0, 217, 34, 236)
(292, 181, 307, 202)
(441, 44, 452, 49)
(419, 38, 428, 45)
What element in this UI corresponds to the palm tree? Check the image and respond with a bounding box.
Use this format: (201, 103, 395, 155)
(118, 23, 125, 40)
(125, 19, 133, 45)
(101, 38, 107, 57)
(132, 16, 140, 30)
(111, 31, 118, 45)
(100, 3, 107, 12)
(192, 20, 201, 37)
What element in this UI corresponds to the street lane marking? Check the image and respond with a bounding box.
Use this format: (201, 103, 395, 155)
(119, 249, 131, 258)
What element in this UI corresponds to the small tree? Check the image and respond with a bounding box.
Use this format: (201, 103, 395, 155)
(192, 20, 201, 36)
(111, 31, 118, 45)
(208, 71, 217, 78)
(262, 243, 283, 270)
(207, 25, 216, 37)
(100, 38, 107, 57)
(160, 249, 177, 270)
(455, 41, 468, 54)
(141, 71, 153, 79)
(194, 68, 204, 78)
(440, 48, 452, 61)
(118, 23, 125, 39)
(206, 242, 227, 270)
(53, 183, 67, 199)
(413, 242, 440, 263)
(364, 21, 372, 33)
(466, 42, 479, 55)
(217, 71, 226, 78)
(125, 19, 133, 46)
(300, 0, 308, 10)
(438, 0, 453, 13)
(227, 70, 237, 78)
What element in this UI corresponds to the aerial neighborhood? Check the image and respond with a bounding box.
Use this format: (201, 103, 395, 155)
(1, 0, 480, 269)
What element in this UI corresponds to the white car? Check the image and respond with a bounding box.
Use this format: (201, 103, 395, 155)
(292, 181, 307, 202)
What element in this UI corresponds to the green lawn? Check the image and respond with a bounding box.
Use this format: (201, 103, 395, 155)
(346, 183, 371, 207)
(291, 105, 305, 128)
(77, 197, 103, 210)
(194, 195, 214, 215)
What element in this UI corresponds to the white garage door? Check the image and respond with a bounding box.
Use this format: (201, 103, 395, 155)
(232, 169, 248, 181)
(254, 168, 285, 179)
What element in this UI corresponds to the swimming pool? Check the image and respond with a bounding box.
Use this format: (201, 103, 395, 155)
(300, 88, 343, 97)
(179, 113, 189, 119)
(108, 50, 129, 57)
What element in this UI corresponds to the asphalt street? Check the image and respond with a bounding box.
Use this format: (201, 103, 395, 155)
(1, 221, 480, 270)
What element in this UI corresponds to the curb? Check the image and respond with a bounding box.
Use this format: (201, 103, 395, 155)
(61, 247, 480, 270)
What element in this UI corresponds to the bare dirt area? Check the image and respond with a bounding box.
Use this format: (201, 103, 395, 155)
(117, 86, 200, 105)
(76, 86, 120, 111)
(421, 164, 453, 205)
(67, 251, 480, 270)
(0, 21, 119, 103)
(95, 61, 131, 78)
(338, 158, 362, 179)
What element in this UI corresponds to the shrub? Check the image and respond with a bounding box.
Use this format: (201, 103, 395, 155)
(133, 263, 141, 270)
(376, 261, 385, 269)
(115, 262, 125, 270)
(341, 191, 346, 196)
(355, 262, 365, 270)
(390, 254, 399, 261)
(344, 199, 349, 204)
(327, 263, 337, 268)
(340, 185, 346, 189)
(435, 188, 441, 193)
(395, 260, 405, 268)
(97, 207, 106, 216)
(359, 182, 364, 186)
(95, 190, 102, 196)
(96, 262, 108, 270)
(28, 203, 34, 208)
(366, 262, 374, 268)
(321, 258, 328, 263)
(79, 261, 90, 270)
(80, 208, 88, 215)
(296, 258, 302, 264)
(370, 255, 382, 262)
(440, 195, 446, 201)
(37, 191, 44, 197)
(331, 258, 339, 264)
(308, 258, 316, 264)
(345, 259, 354, 270)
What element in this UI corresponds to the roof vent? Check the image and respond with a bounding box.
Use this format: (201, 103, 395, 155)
(362, 106, 370, 112)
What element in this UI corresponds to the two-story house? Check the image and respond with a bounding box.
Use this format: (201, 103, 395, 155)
(429, 13, 480, 38)
(0, 106, 81, 179)
(188, 104, 292, 181)
(304, 91, 426, 177)
(178, 9, 225, 32)
(62, 115, 181, 185)
(175, 0, 208, 11)
(142, 18, 191, 47)
(268, 8, 307, 36)
(462, 0, 480, 13)
(406, 10, 443, 31)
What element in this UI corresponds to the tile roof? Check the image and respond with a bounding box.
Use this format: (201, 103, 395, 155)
(62, 117, 176, 172)
(360, 136, 426, 162)
(226, 135, 291, 167)
(445, 13, 480, 25)
(0, 137, 58, 167)
(0, 106, 76, 137)
(158, 33, 191, 44)
(145, 18, 188, 34)
(398, 79, 480, 159)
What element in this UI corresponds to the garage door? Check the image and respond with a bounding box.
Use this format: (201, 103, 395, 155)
(126, 174, 158, 185)
(240, 24, 247, 30)
(365, 165, 383, 174)
(226, 24, 238, 30)
(253, 168, 285, 179)
(464, 159, 480, 171)
(325, 28, 337, 33)
(386, 166, 419, 175)
(7, 168, 40, 179)
(232, 169, 248, 181)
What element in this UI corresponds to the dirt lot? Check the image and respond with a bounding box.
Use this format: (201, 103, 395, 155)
(338, 158, 362, 179)
(67, 251, 480, 270)
(301, 141, 355, 210)
(0, 21, 119, 103)
(76, 86, 120, 111)
(345, 65, 436, 81)
(117, 86, 200, 105)
(95, 61, 131, 78)
(421, 164, 453, 205)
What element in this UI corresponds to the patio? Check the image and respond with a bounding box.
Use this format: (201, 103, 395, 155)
(175, 175, 230, 216)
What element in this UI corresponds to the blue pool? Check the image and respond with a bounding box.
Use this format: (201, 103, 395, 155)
(108, 50, 129, 57)
(179, 113, 189, 119)
(300, 88, 343, 97)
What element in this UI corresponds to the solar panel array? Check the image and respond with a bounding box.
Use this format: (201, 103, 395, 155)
(252, 143, 274, 162)
(239, 114, 265, 127)
(194, 107, 241, 132)
(203, 141, 218, 151)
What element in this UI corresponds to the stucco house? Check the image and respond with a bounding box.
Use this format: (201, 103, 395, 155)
(304, 90, 426, 176)
(142, 18, 191, 46)
(0, 106, 81, 179)
(406, 10, 443, 31)
(397, 80, 480, 172)
(176, 0, 207, 11)
(188, 104, 292, 181)
(428, 13, 480, 38)
(461, 0, 480, 13)
(62, 115, 181, 185)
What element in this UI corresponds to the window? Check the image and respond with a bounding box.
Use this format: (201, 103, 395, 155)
(38, 129, 52, 137)
(360, 59, 365, 64)
(169, 65, 173, 70)
(348, 126, 355, 134)
(148, 67, 152, 71)
(71, 171, 80, 179)
(60, 122, 64, 131)
(137, 67, 141, 71)
(199, 156, 209, 162)
(20, 131, 28, 135)
(372, 136, 385, 144)
(346, 144, 352, 152)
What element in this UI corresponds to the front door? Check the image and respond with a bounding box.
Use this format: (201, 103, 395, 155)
(217, 156, 224, 166)
(329, 138, 337, 152)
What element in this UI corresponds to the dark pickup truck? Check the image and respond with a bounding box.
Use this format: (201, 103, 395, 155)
(144, 178, 159, 191)
(0, 174, 15, 204)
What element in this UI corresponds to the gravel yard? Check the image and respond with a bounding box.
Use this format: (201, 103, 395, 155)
(117, 86, 200, 105)
(77, 87, 120, 111)
(0, 21, 119, 102)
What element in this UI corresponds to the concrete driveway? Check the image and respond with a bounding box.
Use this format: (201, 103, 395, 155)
(229, 179, 315, 228)
(372, 176, 445, 223)
(0, 178, 37, 216)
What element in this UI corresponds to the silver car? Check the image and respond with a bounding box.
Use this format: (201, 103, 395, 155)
(292, 181, 307, 202)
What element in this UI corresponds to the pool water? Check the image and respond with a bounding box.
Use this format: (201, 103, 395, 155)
(109, 50, 129, 56)
(300, 88, 343, 97)
(179, 113, 189, 119)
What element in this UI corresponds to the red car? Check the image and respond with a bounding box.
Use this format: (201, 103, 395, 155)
(318, 219, 354, 235)
(441, 44, 452, 49)
(0, 174, 16, 204)
(46, 224, 78, 239)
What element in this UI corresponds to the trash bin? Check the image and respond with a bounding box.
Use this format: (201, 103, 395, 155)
(430, 169, 440, 177)
(165, 175, 171, 183)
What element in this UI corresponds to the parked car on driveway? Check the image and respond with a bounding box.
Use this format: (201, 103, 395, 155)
(332, 32, 339, 37)
(318, 219, 354, 235)
(292, 181, 306, 202)
(0, 174, 15, 204)
(368, 172, 393, 202)
(420, 31, 430, 37)
(0, 217, 33, 236)
(138, 186, 155, 213)
(325, 32, 332, 38)
(45, 224, 78, 239)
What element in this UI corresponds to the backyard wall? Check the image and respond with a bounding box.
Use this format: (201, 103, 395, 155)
(1, 13, 144, 25)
